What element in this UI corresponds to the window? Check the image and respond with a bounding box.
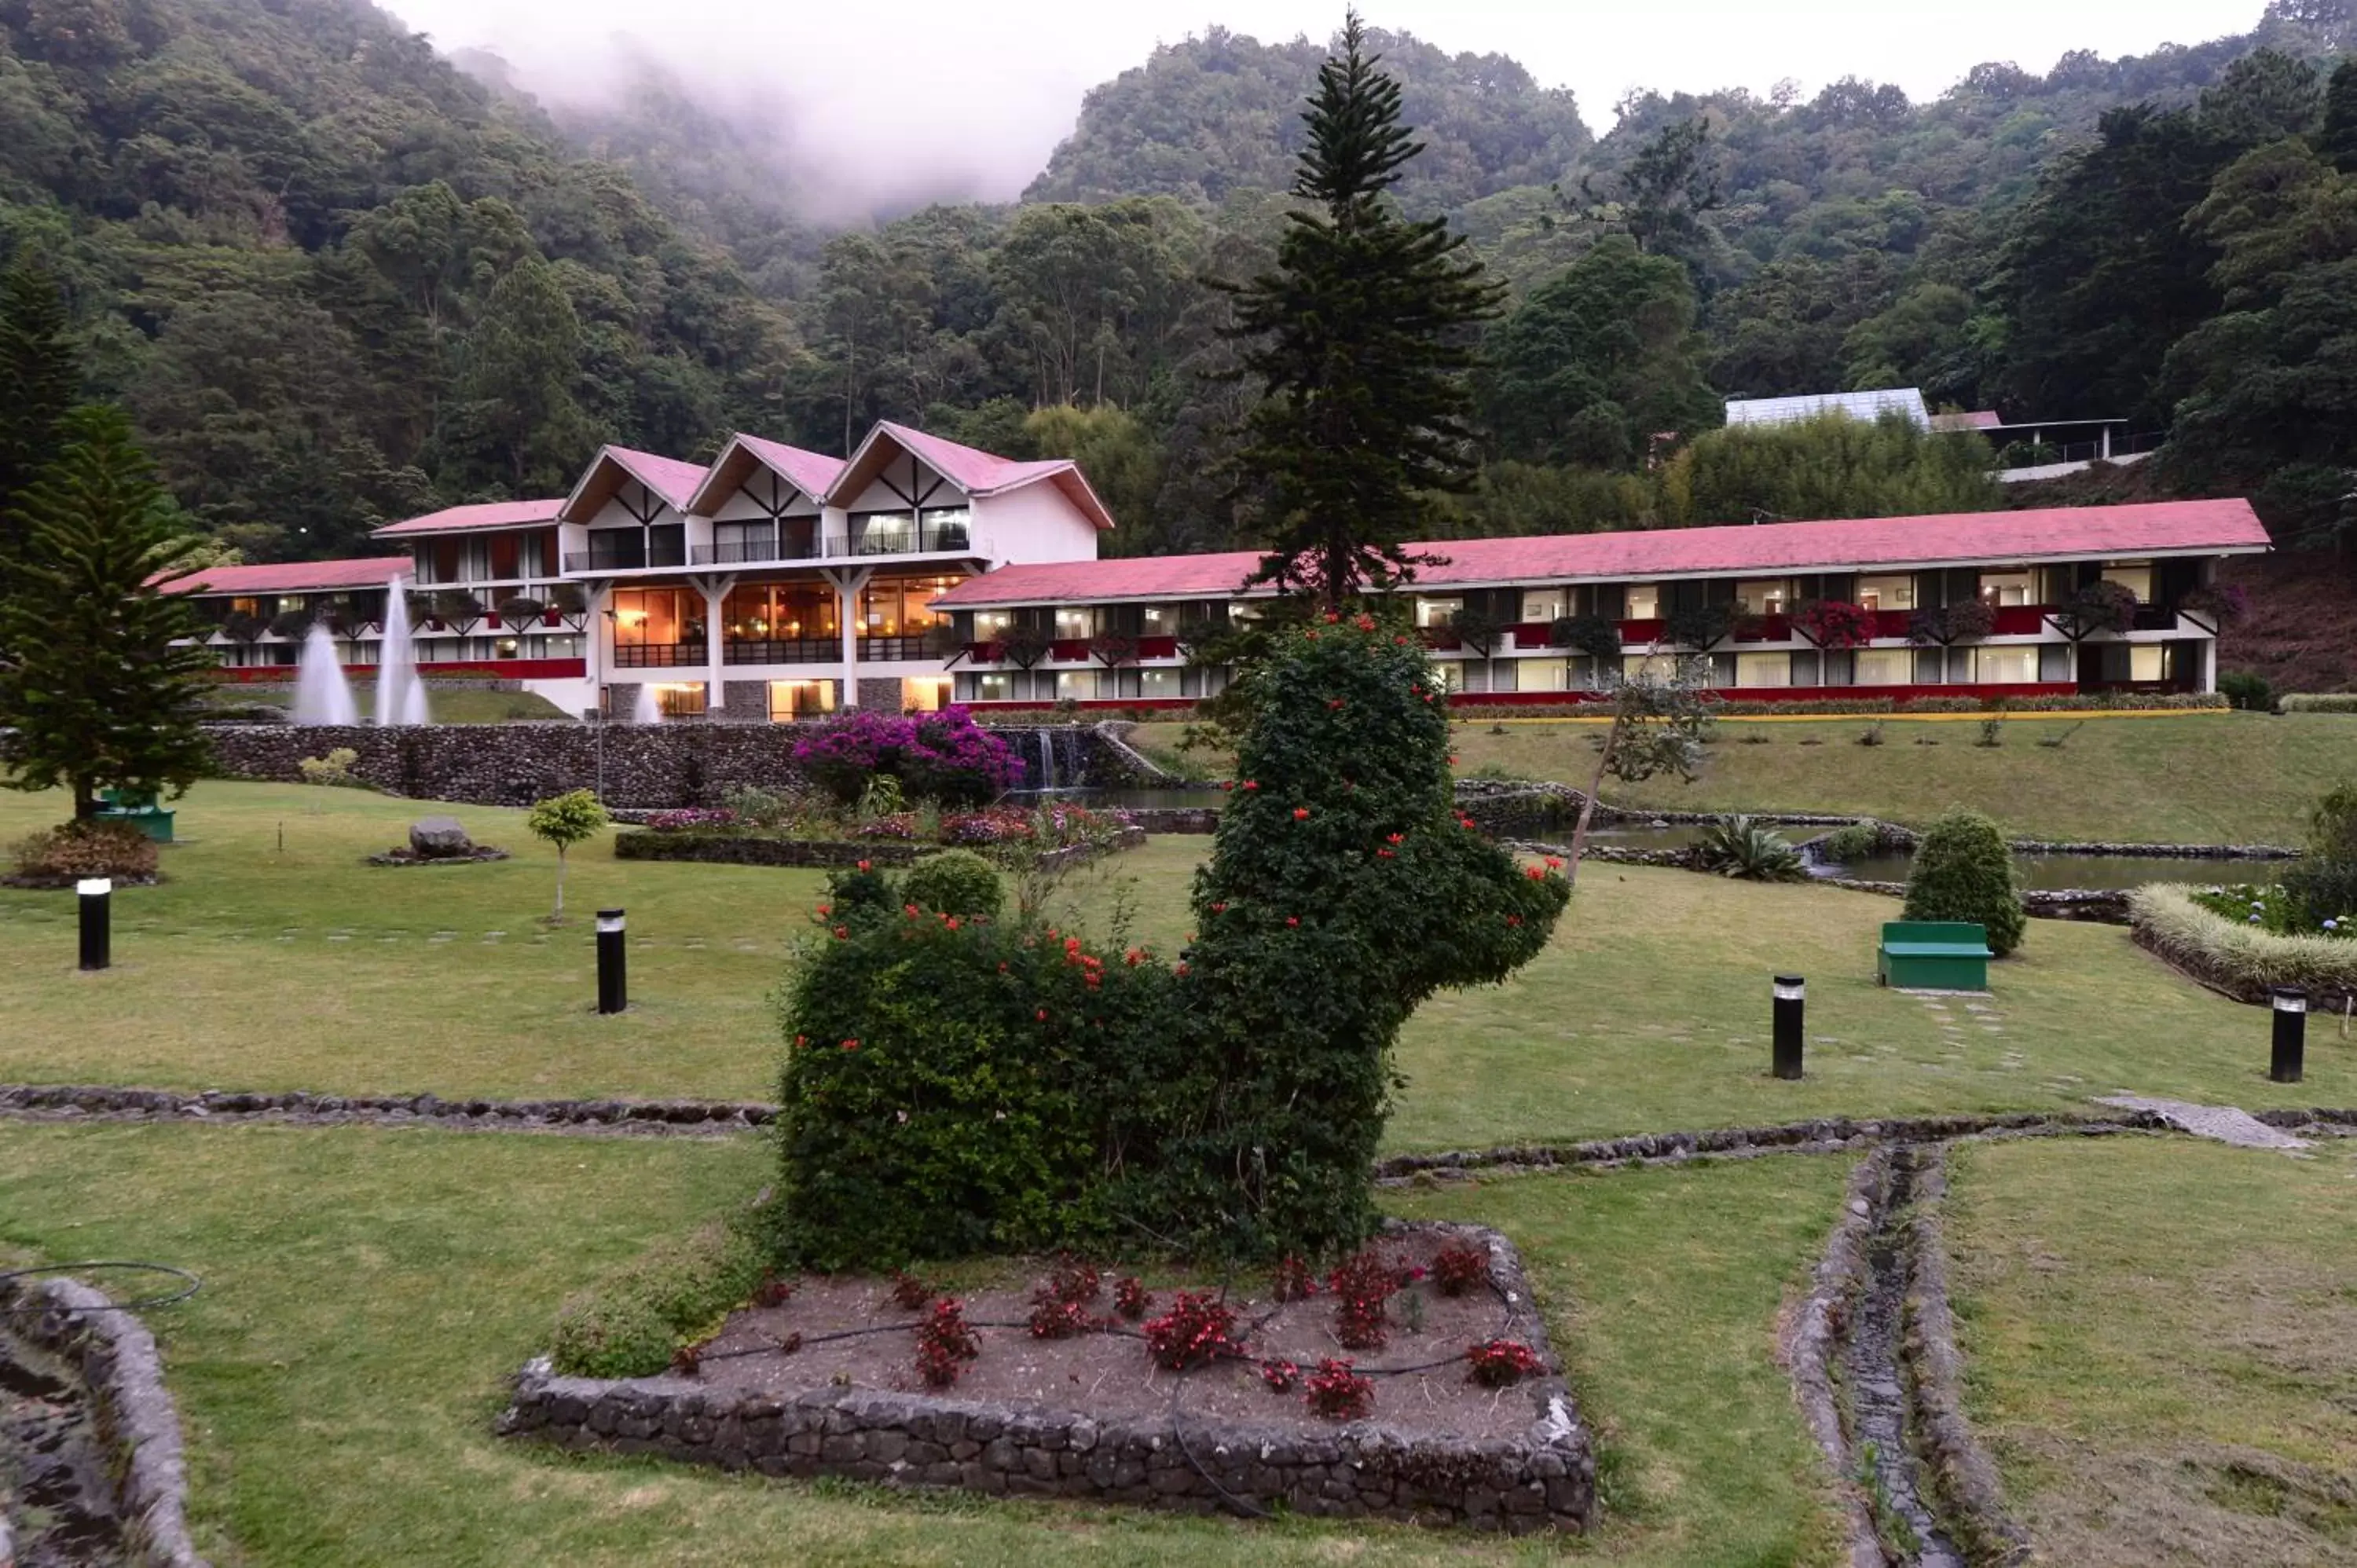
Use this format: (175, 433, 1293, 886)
(1521, 588, 1567, 623)
(1415, 596, 1463, 628)
(2129, 644, 2168, 681)
(1855, 574, 1915, 611)
(1735, 579, 1791, 616)
(1431, 661, 1464, 692)
(1978, 570, 2036, 606)
(1140, 668, 1182, 698)
(1622, 653, 1679, 683)
(918, 506, 972, 551)
(611, 588, 693, 647)
(494, 637, 520, 659)
(2101, 562, 2154, 602)
(1736, 652, 1791, 687)
(768, 680, 836, 719)
(539, 635, 581, 659)
(1519, 659, 1569, 691)
(1142, 603, 1184, 637)
(861, 577, 962, 637)
(904, 677, 952, 713)
(1854, 648, 1912, 685)
(230, 597, 260, 617)
(1624, 584, 1661, 619)
(969, 672, 1015, 702)
(647, 523, 686, 568)
(856, 511, 915, 554)
(974, 610, 1014, 639)
(1972, 647, 2039, 683)
(1054, 607, 1094, 640)
(585, 529, 645, 571)
(713, 521, 776, 562)
(1055, 669, 1099, 700)
(1486, 660, 1517, 693)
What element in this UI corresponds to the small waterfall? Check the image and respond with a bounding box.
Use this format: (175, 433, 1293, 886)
(291, 623, 358, 725)
(374, 589, 431, 726)
(1036, 729, 1056, 789)
(633, 684, 664, 724)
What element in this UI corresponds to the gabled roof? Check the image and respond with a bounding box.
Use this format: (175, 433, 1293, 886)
(1926, 410, 2003, 434)
(559, 445, 709, 522)
(933, 500, 2271, 609)
(159, 557, 414, 596)
(1726, 388, 1930, 429)
(829, 420, 1117, 531)
(687, 433, 845, 516)
(370, 498, 566, 539)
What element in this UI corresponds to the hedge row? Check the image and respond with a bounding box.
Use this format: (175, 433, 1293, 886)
(1459, 692, 2229, 720)
(2279, 694, 2357, 713)
(2127, 884, 2357, 1008)
(549, 1218, 772, 1378)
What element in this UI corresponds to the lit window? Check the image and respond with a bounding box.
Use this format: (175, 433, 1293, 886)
(973, 673, 1014, 702)
(1415, 597, 1464, 628)
(1520, 589, 1567, 623)
(974, 610, 1012, 637)
(1855, 574, 1915, 612)
(1972, 647, 2038, 683)
(1142, 604, 1182, 636)
(2101, 562, 2154, 602)
(1624, 584, 1661, 620)
(1734, 580, 1790, 616)
(2129, 644, 2168, 681)
(1622, 653, 1679, 683)
(1054, 608, 1094, 639)
(1140, 668, 1182, 697)
(1978, 570, 2036, 606)
(1055, 669, 1098, 699)
(1735, 652, 1791, 687)
(1854, 648, 1912, 685)
(1520, 659, 1570, 691)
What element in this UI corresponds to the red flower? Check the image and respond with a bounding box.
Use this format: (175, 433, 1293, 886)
(1293, 807, 1310, 821)
(1036, 1009, 1049, 1022)
(1545, 855, 1563, 870)
(1377, 848, 1395, 859)
(1524, 864, 1545, 880)
(1124, 947, 1144, 966)
(1328, 698, 1344, 709)
(1446, 754, 1458, 765)
(856, 859, 871, 872)
(1395, 636, 1409, 646)
(1286, 915, 1299, 928)
(904, 903, 921, 917)
(1243, 779, 1259, 791)
(1321, 612, 1339, 624)
(840, 1039, 859, 1051)
(1175, 962, 1190, 976)
(1211, 902, 1227, 914)
(816, 904, 831, 916)
(832, 925, 849, 940)
(1220, 780, 1234, 791)
(1065, 936, 1083, 954)
(1354, 614, 1376, 632)
(793, 1034, 807, 1048)
(944, 916, 961, 930)
(1387, 833, 1404, 844)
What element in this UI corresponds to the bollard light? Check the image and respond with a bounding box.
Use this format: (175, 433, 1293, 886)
(1772, 974, 1805, 1080)
(77, 877, 112, 972)
(596, 908, 628, 1015)
(2270, 985, 2306, 1084)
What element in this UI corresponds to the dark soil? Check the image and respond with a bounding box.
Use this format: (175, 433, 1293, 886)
(691, 1234, 1544, 1441)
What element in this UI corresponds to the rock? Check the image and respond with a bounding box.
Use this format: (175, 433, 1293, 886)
(409, 817, 473, 858)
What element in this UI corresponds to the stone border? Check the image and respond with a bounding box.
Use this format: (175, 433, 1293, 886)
(614, 833, 926, 869)
(1780, 1147, 1893, 1568)
(499, 1221, 1595, 1533)
(0, 1273, 207, 1567)
(1897, 1145, 2033, 1565)
(0, 1083, 775, 1136)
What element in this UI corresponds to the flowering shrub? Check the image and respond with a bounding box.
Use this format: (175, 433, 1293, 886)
(1465, 1339, 1543, 1387)
(1326, 1250, 1402, 1351)
(1270, 1255, 1318, 1302)
(1259, 1358, 1301, 1393)
(793, 706, 1021, 805)
(914, 1297, 980, 1387)
(1029, 1255, 1103, 1335)
(2281, 784, 2357, 934)
(1113, 1276, 1151, 1320)
(2194, 882, 2353, 940)
(1791, 599, 1879, 650)
(940, 806, 1037, 845)
(7, 819, 159, 886)
(644, 807, 737, 832)
(774, 617, 1568, 1266)
(1303, 1359, 1373, 1420)
(1142, 1291, 1243, 1371)
(1430, 1242, 1489, 1298)
(889, 1271, 934, 1310)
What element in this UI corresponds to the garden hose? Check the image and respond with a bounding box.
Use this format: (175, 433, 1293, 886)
(0, 1261, 201, 1313)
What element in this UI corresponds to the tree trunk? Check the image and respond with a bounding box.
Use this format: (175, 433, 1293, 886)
(553, 846, 566, 920)
(1563, 715, 1621, 891)
(73, 778, 97, 819)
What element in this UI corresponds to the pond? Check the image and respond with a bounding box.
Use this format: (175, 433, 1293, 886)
(1809, 850, 2284, 891)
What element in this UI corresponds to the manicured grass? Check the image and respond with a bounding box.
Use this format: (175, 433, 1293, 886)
(204, 685, 575, 722)
(1945, 1136, 2357, 1564)
(7, 783, 2353, 1138)
(0, 1122, 1852, 1567)
(1133, 711, 2357, 844)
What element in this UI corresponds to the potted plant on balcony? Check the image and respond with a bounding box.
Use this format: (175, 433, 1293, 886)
(549, 582, 589, 632)
(1549, 612, 1623, 664)
(2176, 582, 2245, 636)
(1790, 599, 1878, 650)
(1662, 601, 1736, 654)
(992, 621, 1052, 672)
(431, 589, 484, 636)
(267, 605, 314, 641)
(497, 595, 546, 638)
(2047, 580, 2139, 643)
(1907, 599, 1995, 649)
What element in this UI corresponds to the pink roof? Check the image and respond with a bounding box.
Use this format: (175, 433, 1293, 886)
(159, 556, 413, 596)
(561, 444, 709, 521)
(370, 498, 565, 538)
(934, 500, 2270, 608)
(832, 421, 1116, 530)
(733, 434, 845, 501)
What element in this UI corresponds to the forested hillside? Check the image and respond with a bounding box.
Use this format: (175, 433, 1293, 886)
(0, 0, 797, 558)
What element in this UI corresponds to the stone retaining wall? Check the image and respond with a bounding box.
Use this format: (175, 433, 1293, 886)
(612, 833, 926, 869)
(0, 1273, 207, 1567)
(499, 1223, 1595, 1532)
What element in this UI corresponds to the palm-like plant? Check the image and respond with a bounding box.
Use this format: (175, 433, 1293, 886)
(1696, 815, 1807, 881)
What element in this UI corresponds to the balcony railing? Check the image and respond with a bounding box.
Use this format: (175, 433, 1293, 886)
(611, 643, 702, 668)
(563, 547, 686, 573)
(691, 538, 823, 566)
(859, 636, 940, 662)
(847, 522, 973, 557)
(723, 639, 839, 665)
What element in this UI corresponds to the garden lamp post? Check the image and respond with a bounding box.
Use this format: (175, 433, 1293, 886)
(596, 908, 628, 1015)
(2270, 986, 2306, 1084)
(77, 877, 111, 972)
(1772, 975, 1805, 1079)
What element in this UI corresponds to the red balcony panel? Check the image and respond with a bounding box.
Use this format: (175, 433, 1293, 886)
(1618, 617, 1664, 643)
(1510, 622, 1555, 649)
(1870, 610, 1915, 639)
(1990, 606, 2049, 636)
(1049, 638, 1091, 661)
(1138, 636, 1180, 658)
(1734, 614, 1791, 643)
(1419, 628, 1464, 651)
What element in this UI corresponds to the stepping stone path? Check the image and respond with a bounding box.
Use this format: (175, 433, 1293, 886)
(2095, 1094, 2311, 1151)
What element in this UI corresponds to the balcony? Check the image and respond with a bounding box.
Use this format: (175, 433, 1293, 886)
(691, 537, 823, 566)
(723, 639, 839, 665)
(858, 636, 940, 661)
(611, 643, 703, 668)
(847, 521, 973, 558)
(564, 545, 686, 573)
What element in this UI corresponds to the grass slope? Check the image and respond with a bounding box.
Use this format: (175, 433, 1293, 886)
(204, 686, 574, 723)
(5, 785, 2352, 1136)
(1945, 1136, 2357, 1564)
(0, 1123, 1851, 1568)
(1133, 712, 2357, 844)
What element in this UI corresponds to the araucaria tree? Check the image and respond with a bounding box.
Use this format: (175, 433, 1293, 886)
(0, 407, 214, 819)
(1222, 12, 1501, 606)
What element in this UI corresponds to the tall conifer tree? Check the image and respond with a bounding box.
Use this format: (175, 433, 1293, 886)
(0, 407, 213, 819)
(1222, 12, 1501, 606)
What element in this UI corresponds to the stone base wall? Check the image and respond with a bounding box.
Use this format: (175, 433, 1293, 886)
(856, 677, 906, 710)
(201, 723, 807, 808)
(613, 833, 926, 869)
(497, 1222, 1593, 1533)
(719, 682, 771, 721)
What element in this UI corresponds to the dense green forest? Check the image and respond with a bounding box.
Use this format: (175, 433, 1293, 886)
(3, 0, 2354, 562)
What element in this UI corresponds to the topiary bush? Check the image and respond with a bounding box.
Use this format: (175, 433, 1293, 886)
(902, 849, 1005, 919)
(2281, 783, 2357, 932)
(6, 819, 160, 888)
(774, 614, 1570, 1267)
(1902, 808, 2026, 956)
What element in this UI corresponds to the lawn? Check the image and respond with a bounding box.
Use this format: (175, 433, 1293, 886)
(1132, 711, 2357, 844)
(1945, 1135, 2357, 1564)
(0, 1121, 1853, 1568)
(6, 782, 2352, 1138)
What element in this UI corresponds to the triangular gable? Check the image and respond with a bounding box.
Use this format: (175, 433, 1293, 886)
(559, 445, 708, 523)
(828, 421, 1116, 531)
(687, 434, 845, 516)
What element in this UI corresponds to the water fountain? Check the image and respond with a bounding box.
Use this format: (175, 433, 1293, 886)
(632, 684, 663, 724)
(291, 623, 358, 725)
(373, 588, 431, 726)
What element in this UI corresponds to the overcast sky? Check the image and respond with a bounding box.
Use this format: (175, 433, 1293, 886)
(383, 0, 2269, 211)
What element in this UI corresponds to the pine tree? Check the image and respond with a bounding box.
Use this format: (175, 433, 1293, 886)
(0, 263, 81, 555)
(1221, 11, 1502, 607)
(0, 406, 214, 819)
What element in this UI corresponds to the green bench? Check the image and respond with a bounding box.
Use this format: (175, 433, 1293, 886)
(96, 787, 175, 844)
(1877, 921, 1992, 992)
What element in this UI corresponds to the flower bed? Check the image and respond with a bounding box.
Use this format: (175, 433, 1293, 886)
(502, 1222, 1594, 1532)
(2128, 883, 2357, 1007)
